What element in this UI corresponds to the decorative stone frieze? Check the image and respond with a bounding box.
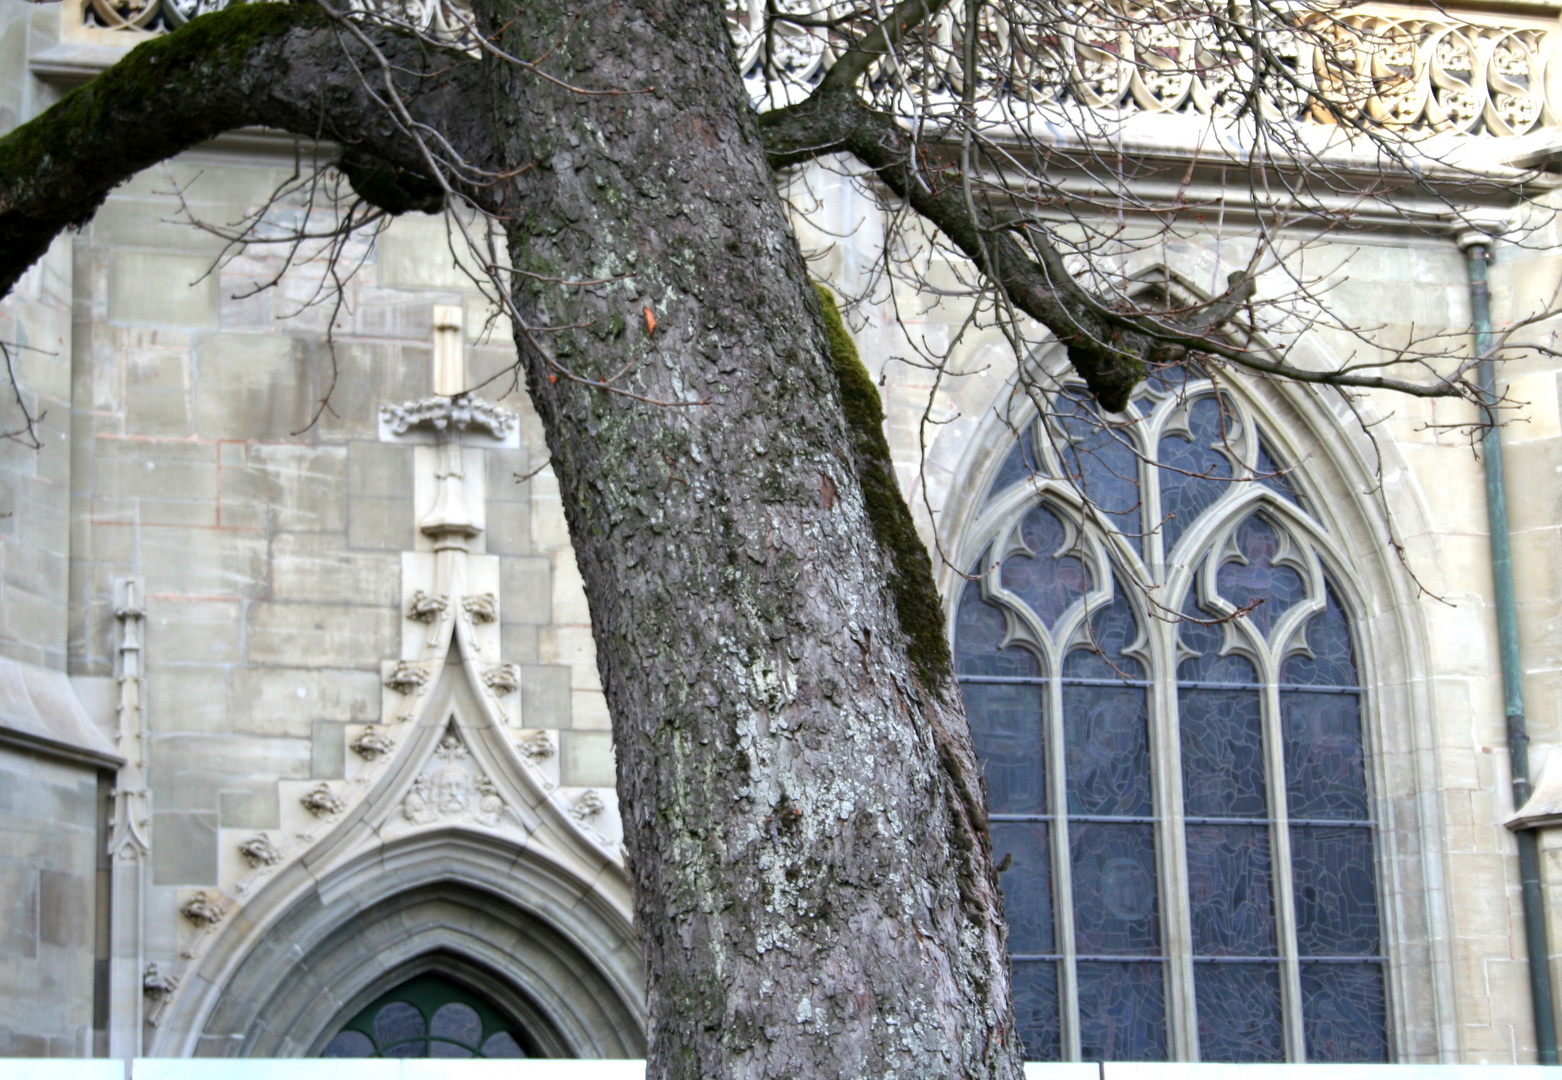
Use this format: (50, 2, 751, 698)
(351, 725, 395, 760)
(483, 664, 520, 696)
(385, 661, 430, 694)
(238, 834, 282, 868)
(571, 789, 607, 822)
(401, 728, 506, 827)
(380, 394, 518, 441)
(300, 784, 347, 818)
(463, 592, 498, 623)
(179, 891, 224, 927)
(407, 590, 449, 623)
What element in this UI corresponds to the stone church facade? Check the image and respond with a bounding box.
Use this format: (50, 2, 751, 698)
(7, 0, 1562, 1065)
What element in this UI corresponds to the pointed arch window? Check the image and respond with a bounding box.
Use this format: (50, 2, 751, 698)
(320, 974, 533, 1058)
(956, 373, 1386, 1062)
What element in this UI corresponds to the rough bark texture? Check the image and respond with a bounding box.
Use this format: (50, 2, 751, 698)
(0, 3, 1023, 1075)
(472, 0, 1019, 1073)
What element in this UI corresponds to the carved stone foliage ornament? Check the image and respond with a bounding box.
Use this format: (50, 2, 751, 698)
(407, 590, 449, 623)
(380, 394, 519, 440)
(179, 890, 224, 927)
(463, 593, 498, 623)
(301, 783, 347, 818)
(518, 730, 555, 761)
(402, 728, 506, 828)
(351, 725, 395, 760)
(386, 661, 430, 695)
(483, 664, 520, 696)
(239, 833, 283, 868)
(143, 962, 178, 998)
(571, 789, 606, 822)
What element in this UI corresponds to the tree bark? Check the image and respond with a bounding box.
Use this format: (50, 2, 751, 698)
(471, 0, 1019, 1075)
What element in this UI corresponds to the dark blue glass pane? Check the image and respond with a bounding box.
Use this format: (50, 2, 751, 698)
(965, 682, 1045, 814)
(1063, 683, 1150, 816)
(1071, 822, 1160, 955)
(955, 574, 1041, 678)
(1283, 585, 1358, 687)
(1301, 962, 1388, 1062)
(1056, 391, 1142, 551)
(1291, 825, 1380, 957)
(1002, 504, 1090, 630)
(1157, 395, 1235, 555)
(1179, 688, 1266, 818)
(323, 1031, 376, 1058)
(985, 426, 1042, 506)
(1217, 515, 1307, 639)
(1013, 961, 1062, 1061)
(1063, 591, 1145, 681)
(995, 821, 1055, 954)
(1076, 961, 1167, 1061)
(1195, 963, 1284, 1062)
(1186, 824, 1276, 956)
(374, 1002, 426, 1048)
(1282, 691, 1369, 820)
(1140, 362, 1193, 400)
(1176, 580, 1258, 685)
(383, 1041, 428, 1058)
(1256, 438, 1304, 508)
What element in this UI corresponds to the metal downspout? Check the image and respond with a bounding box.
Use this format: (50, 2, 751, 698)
(1461, 233, 1559, 1064)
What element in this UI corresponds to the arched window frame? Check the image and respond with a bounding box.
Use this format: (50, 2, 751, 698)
(949, 370, 1394, 1062)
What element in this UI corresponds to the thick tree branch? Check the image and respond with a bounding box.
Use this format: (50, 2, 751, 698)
(0, 1, 489, 299)
(815, 0, 951, 98)
(760, 91, 1469, 405)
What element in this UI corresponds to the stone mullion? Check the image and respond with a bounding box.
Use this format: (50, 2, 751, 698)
(1152, 618, 1199, 1060)
(1263, 676, 1307, 1061)
(1048, 660, 1082, 1061)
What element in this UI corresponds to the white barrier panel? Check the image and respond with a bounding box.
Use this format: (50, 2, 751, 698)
(134, 1062, 397, 1080)
(0, 1064, 123, 1080)
(1099, 1066, 1562, 1080)
(1025, 1064, 1103, 1080)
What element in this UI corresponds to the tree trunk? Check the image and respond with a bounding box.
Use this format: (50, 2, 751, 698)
(472, 0, 1020, 1074)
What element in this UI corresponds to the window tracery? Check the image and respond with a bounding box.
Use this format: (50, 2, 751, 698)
(320, 973, 531, 1058)
(955, 372, 1386, 1062)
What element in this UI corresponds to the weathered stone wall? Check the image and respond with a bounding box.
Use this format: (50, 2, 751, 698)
(0, 743, 103, 1056)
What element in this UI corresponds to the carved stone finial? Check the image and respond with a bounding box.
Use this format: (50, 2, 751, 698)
(385, 661, 429, 695)
(518, 731, 555, 761)
(143, 962, 178, 998)
(483, 664, 520, 696)
(407, 590, 449, 624)
(351, 725, 395, 760)
(463, 593, 498, 623)
(179, 891, 224, 927)
(301, 783, 347, 818)
(570, 789, 607, 822)
(239, 833, 282, 869)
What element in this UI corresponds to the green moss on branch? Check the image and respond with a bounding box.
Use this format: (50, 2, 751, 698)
(815, 283, 952, 690)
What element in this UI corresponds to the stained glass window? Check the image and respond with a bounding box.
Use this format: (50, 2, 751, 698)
(956, 375, 1386, 1062)
(320, 974, 532, 1058)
